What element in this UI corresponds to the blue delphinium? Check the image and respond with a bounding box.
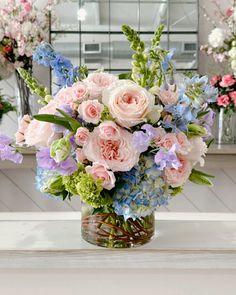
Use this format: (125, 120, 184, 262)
(113, 155, 170, 220)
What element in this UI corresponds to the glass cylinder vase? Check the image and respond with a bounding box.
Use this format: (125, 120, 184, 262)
(217, 108, 235, 145)
(81, 203, 155, 248)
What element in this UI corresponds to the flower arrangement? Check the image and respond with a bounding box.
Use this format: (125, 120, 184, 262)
(0, 0, 55, 78)
(201, 1, 236, 72)
(0, 90, 15, 122)
(1, 25, 217, 247)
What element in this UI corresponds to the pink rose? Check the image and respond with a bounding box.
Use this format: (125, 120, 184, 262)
(54, 87, 74, 106)
(219, 75, 236, 87)
(75, 148, 87, 164)
(103, 80, 155, 128)
(83, 124, 140, 172)
(226, 7, 233, 17)
(15, 132, 25, 145)
(15, 114, 31, 145)
(84, 72, 118, 100)
(176, 132, 192, 155)
(85, 163, 116, 190)
(158, 88, 179, 105)
(153, 127, 166, 145)
(71, 82, 88, 102)
(98, 121, 120, 140)
(217, 95, 230, 107)
(159, 133, 179, 150)
(75, 127, 90, 146)
(24, 100, 60, 147)
(164, 156, 192, 188)
(229, 91, 236, 106)
(210, 75, 221, 86)
(78, 99, 104, 124)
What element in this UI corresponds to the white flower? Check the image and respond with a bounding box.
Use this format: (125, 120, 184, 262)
(185, 137, 207, 167)
(231, 60, 236, 71)
(208, 28, 225, 48)
(229, 47, 236, 59)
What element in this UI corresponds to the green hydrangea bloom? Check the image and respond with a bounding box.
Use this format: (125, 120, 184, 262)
(62, 164, 84, 195)
(76, 172, 111, 208)
(42, 175, 65, 195)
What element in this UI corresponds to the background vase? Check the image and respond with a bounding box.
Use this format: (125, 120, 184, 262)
(81, 203, 155, 248)
(217, 108, 235, 145)
(15, 69, 32, 123)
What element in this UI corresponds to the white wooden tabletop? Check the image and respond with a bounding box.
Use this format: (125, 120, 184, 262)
(0, 212, 236, 270)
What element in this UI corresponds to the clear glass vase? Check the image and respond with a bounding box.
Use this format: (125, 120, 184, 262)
(217, 108, 235, 145)
(81, 203, 155, 248)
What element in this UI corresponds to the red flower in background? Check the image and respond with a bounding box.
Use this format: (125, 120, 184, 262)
(219, 75, 236, 87)
(217, 95, 230, 107)
(3, 46, 13, 54)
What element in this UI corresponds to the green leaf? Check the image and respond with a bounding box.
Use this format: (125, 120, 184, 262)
(189, 169, 214, 186)
(197, 110, 210, 119)
(33, 114, 73, 131)
(56, 108, 81, 131)
(191, 168, 215, 178)
(170, 186, 183, 196)
(118, 72, 132, 80)
(206, 138, 214, 148)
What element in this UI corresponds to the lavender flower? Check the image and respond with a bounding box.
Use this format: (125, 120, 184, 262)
(0, 134, 23, 164)
(133, 131, 150, 152)
(36, 148, 77, 175)
(154, 145, 181, 170)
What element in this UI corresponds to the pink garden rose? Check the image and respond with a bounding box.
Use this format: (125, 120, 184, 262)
(159, 133, 179, 150)
(84, 72, 118, 100)
(15, 114, 31, 145)
(153, 127, 166, 145)
(157, 86, 179, 105)
(75, 127, 90, 146)
(219, 75, 236, 87)
(83, 124, 140, 172)
(24, 100, 60, 147)
(78, 99, 104, 124)
(164, 155, 192, 188)
(71, 82, 88, 103)
(229, 91, 236, 106)
(98, 121, 120, 140)
(210, 75, 221, 86)
(54, 87, 74, 106)
(176, 132, 192, 155)
(185, 137, 207, 167)
(102, 80, 155, 128)
(75, 148, 87, 164)
(217, 95, 230, 107)
(85, 163, 116, 190)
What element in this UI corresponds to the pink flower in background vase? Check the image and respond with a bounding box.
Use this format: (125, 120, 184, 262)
(85, 163, 116, 190)
(98, 121, 120, 140)
(84, 72, 118, 100)
(219, 75, 236, 87)
(226, 7, 233, 17)
(164, 155, 192, 188)
(229, 91, 236, 106)
(15, 114, 31, 145)
(83, 124, 140, 172)
(78, 99, 104, 124)
(210, 75, 221, 86)
(74, 127, 90, 146)
(217, 95, 230, 107)
(102, 80, 155, 128)
(75, 148, 87, 164)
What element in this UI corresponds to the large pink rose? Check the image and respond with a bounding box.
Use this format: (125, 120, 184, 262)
(78, 99, 104, 124)
(54, 87, 74, 106)
(85, 163, 116, 190)
(71, 82, 88, 103)
(176, 132, 192, 155)
(157, 86, 179, 105)
(83, 124, 140, 172)
(103, 80, 155, 128)
(164, 156, 192, 188)
(84, 72, 118, 100)
(24, 100, 60, 147)
(219, 75, 236, 87)
(217, 95, 230, 107)
(159, 133, 179, 150)
(75, 127, 90, 146)
(98, 121, 120, 140)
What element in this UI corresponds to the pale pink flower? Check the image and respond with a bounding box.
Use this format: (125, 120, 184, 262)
(159, 133, 179, 150)
(217, 95, 230, 107)
(78, 99, 104, 124)
(157, 87, 179, 105)
(176, 132, 192, 155)
(74, 127, 90, 146)
(98, 121, 120, 140)
(24, 100, 60, 147)
(164, 155, 192, 188)
(71, 82, 88, 103)
(210, 75, 221, 86)
(153, 127, 166, 145)
(54, 87, 74, 106)
(83, 124, 140, 172)
(15, 114, 31, 145)
(219, 75, 236, 87)
(102, 80, 155, 128)
(226, 7, 233, 17)
(85, 163, 116, 190)
(75, 148, 87, 164)
(185, 137, 207, 167)
(84, 72, 118, 100)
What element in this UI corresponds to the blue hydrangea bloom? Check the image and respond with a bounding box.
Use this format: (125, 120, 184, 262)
(112, 156, 170, 220)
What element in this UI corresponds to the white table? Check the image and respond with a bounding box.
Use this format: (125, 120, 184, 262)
(0, 212, 236, 294)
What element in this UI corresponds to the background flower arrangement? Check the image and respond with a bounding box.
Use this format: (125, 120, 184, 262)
(201, 0, 236, 73)
(0, 90, 15, 123)
(1, 25, 217, 248)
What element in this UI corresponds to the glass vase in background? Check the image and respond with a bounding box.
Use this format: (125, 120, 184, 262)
(217, 108, 235, 145)
(81, 203, 155, 248)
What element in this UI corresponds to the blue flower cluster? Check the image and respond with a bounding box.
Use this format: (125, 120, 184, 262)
(112, 156, 170, 220)
(33, 42, 80, 89)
